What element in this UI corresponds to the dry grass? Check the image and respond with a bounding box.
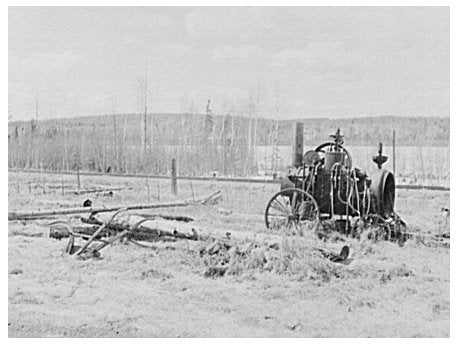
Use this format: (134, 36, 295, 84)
(8, 171, 449, 337)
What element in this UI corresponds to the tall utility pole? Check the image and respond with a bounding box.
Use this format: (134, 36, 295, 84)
(293, 122, 304, 167)
(230, 112, 235, 175)
(392, 129, 396, 178)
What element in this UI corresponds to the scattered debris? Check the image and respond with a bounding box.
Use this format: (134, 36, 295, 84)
(379, 264, 414, 283)
(9, 230, 44, 238)
(45, 198, 352, 271)
(204, 266, 228, 278)
(268, 242, 280, 250)
(202, 241, 225, 256)
(140, 269, 173, 280)
(216, 207, 232, 216)
(49, 223, 70, 240)
(30, 186, 390, 280)
(198, 237, 350, 278)
(9, 268, 23, 275)
(315, 245, 350, 262)
(47, 208, 202, 260)
(286, 322, 304, 331)
(201, 191, 223, 205)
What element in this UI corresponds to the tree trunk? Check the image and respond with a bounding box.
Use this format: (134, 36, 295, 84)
(113, 114, 118, 172)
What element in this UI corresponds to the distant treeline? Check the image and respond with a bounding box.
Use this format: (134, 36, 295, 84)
(7, 113, 449, 177)
(9, 113, 449, 146)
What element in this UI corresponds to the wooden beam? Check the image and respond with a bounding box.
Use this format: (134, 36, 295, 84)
(8, 191, 221, 221)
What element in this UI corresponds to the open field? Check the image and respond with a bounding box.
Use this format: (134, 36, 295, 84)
(8, 171, 450, 337)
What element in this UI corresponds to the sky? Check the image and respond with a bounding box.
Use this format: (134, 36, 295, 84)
(8, 6, 449, 121)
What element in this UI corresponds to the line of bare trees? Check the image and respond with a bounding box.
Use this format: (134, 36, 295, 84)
(8, 100, 282, 178)
(9, 69, 287, 178)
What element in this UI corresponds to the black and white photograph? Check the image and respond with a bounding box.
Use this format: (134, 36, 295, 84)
(7, 4, 451, 338)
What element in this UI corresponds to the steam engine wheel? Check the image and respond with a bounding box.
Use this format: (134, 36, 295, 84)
(265, 188, 320, 235)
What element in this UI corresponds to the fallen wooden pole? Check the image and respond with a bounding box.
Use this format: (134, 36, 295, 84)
(72, 187, 128, 195)
(51, 222, 186, 243)
(129, 213, 194, 222)
(46, 184, 75, 189)
(81, 213, 200, 241)
(8, 191, 222, 221)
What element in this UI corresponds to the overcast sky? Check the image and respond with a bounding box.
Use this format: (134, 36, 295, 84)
(9, 6, 449, 121)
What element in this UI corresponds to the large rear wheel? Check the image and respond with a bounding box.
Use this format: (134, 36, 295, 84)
(265, 188, 320, 235)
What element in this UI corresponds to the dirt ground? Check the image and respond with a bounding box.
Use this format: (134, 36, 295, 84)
(8, 171, 450, 337)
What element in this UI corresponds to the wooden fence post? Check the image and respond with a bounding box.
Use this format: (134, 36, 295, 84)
(41, 163, 45, 194)
(171, 158, 178, 195)
(77, 168, 81, 190)
(157, 179, 161, 201)
(61, 170, 65, 196)
(145, 178, 150, 202)
(189, 180, 195, 201)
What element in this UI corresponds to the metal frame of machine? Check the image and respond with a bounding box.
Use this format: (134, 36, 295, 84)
(265, 127, 405, 240)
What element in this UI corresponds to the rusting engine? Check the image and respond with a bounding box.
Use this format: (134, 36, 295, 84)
(265, 126, 405, 240)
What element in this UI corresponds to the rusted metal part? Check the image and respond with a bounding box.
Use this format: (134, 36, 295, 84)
(47, 210, 201, 259)
(265, 129, 413, 244)
(314, 245, 350, 262)
(373, 142, 388, 169)
(48, 209, 133, 259)
(73, 208, 128, 257)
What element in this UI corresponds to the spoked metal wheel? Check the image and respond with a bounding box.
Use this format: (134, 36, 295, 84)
(265, 188, 320, 235)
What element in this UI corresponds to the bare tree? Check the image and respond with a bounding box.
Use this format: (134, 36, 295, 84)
(138, 71, 149, 170)
(270, 88, 283, 176)
(245, 86, 262, 175)
(121, 115, 128, 173)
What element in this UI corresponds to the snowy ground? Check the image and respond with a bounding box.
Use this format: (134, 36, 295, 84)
(8, 171, 450, 337)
